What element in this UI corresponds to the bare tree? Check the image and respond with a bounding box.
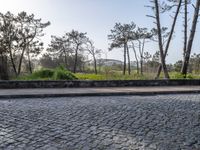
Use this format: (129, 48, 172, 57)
(152, 0, 183, 78)
(86, 39, 102, 74)
(133, 27, 152, 75)
(152, 0, 170, 79)
(147, 0, 183, 79)
(182, 0, 190, 60)
(130, 42, 140, 74)
(126, 46, 131, 75)
(181, 0, 200, 77)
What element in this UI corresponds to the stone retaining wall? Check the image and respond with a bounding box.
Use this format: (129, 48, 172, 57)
(0, 80, 199, 89)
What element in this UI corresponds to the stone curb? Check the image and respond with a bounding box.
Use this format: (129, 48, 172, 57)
(0, 90, 199, 99)
(0, 79, 200, 89)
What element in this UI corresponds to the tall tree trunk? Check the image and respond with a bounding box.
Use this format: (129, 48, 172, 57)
(183, 0, 188, 60)
(64, 50, 68, 69)
(0, 54, 9, 80)
(123, 43, 127, 75)
(139, 39, 145, 76)
(73, 45, 79, 73)
(127, 46, 131, 75)
(8, 47, 17, 77)
(155, 0, 182, 79)
(138, 41, 142, 75)
(17, 46, 26, 76)
(93, 55, 97, 74)
(154, 0, 170, 79)
(140, 60, 143, 75)
(27, 48, 32, 74)
(181, 0, 200, 78)
(132, 43, 139, 74)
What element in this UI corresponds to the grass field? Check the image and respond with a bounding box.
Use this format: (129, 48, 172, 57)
(13, 68, 200, 81)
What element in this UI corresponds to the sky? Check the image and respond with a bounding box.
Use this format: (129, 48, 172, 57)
(0, 0, 199, 63)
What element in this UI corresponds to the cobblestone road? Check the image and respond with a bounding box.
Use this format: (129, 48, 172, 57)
(0, 94, 200, 150)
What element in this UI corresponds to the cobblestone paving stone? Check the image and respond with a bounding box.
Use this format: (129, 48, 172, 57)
(0, 94, 200, 150)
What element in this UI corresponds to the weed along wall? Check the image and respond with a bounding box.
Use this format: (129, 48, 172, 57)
(0, 80, 199, 89)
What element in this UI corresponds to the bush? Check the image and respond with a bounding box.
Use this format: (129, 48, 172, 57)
(32, 69, 54, 79)
(53, 68, 77, 80)
(186, 74, 194, 79)
(16, 67, 77, 80)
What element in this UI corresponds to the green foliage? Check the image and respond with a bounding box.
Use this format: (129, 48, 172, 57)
(75, 72, 151, 80)
(0, 11, 50, 77)
(169, 72, 197, 79)
(32, 69, 54, 79)
(14, 68, 199, 81)
(53, 67, 77, 80)
(15, 67, 77, 80)
(170, 72, 185, 79)
(75, 74, 105, 80)
(186, 74, 194, 79)
(173, 60, 182, 72)
(56, 65, 66, 70)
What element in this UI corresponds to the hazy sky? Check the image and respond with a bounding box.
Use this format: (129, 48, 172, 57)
(0, 0, 199, 63)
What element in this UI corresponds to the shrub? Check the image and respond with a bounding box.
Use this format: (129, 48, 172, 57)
(32, 69, 54, 79)
(19, 67, 77, 80)
(53, 69, 77, 80)
(186, 74, 194, 79)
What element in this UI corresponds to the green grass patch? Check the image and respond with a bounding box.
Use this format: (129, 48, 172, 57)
(53, 68, 77, 80)
(75, 72, 151, 80)
(14, 68, 199, 81)
(169, 72, 199, 79)
(75, 73, 105, 80)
